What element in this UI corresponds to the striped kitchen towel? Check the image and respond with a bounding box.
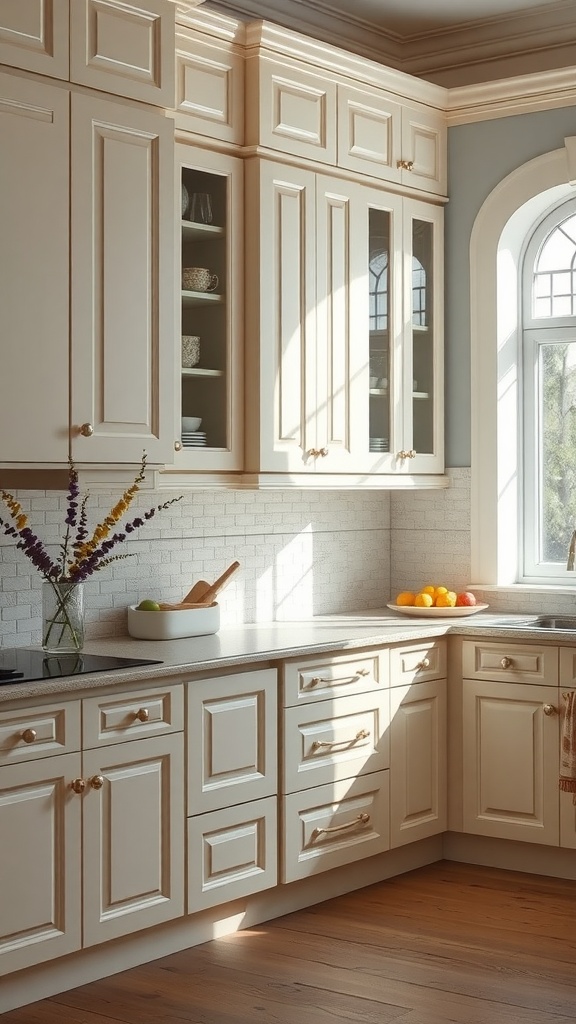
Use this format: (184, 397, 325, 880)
(560, 691, 576, 804)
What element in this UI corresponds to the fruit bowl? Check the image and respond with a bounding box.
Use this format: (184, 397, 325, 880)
(127, 602, 220, 640)
(387, 602, 489, 618)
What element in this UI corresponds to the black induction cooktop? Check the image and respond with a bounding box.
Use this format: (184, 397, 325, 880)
(0, 648, 163, 684)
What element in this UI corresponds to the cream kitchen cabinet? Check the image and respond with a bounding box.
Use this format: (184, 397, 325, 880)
(186, 669, 278, 911)
(389, 639, 447, 847)
(461, 639, 561, 846)
(244, 159, 444, 482)
(280, 648, 390, 882)
(0, 0, 175, 107)
(0, 686, 184, 976)
(0, 71, 175, 468)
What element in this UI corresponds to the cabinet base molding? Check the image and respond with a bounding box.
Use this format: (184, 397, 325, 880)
(443, 831, 576, 881)
(0, 836, 441, 1014)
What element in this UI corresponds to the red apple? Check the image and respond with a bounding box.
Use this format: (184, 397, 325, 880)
(455, 591, 477, 607)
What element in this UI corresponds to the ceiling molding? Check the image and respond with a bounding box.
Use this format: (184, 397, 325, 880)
(447, 66, 576, 125)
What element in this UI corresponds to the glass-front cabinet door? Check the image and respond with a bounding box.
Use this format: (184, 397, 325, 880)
(174, 144, 243, 473)
(402, 200, 444, 474)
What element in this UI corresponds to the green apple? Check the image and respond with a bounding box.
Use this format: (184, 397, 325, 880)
(137, 599, 161, 611)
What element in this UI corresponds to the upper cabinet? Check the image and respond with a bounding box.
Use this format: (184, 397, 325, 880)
(0, 42, 175, 469)
(0, 0, 175, 107)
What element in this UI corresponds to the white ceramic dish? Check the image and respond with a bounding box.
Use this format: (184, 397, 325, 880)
(127, 603, 220, 640)
(181, 416, 202, 431)
(386, 602, 489, 618)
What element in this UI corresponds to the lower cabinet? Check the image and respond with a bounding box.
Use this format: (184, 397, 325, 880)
(0, 689, 185, 976)
(186, 668, 278, 911)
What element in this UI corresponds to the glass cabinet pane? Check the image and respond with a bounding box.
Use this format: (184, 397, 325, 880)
(368, 208, 392, 456)
(180, 166, 228, 452)
(411, 217, 435, 455)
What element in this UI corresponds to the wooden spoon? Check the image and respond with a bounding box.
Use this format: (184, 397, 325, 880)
(192, 560, 240, 605)
(158, 601, 214, 611)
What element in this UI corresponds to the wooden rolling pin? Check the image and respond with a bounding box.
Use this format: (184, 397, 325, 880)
(181, 565, 239, 602)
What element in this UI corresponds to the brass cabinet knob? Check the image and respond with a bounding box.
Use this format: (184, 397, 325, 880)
(417, 658, 430, 670)
(500, 656, 513, 669)
(174, 440, 182, 451)
(79, 423, 94, 437)
(397, 159, 414, 171)
(21, 728, 37, 744)
(89, 775, 104, 790)
(397, 449, 417, 459)
(70, 778, 86, 794)
(543, 704, 558, 716)
(318, 447, 329, 457)
(135, 707, 149, 723)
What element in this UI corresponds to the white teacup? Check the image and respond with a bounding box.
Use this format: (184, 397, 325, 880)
(182, 267, 219, 293)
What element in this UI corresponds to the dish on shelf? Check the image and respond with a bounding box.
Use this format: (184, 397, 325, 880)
(386, 602, 489, 618)
(181, 416, 202, 431)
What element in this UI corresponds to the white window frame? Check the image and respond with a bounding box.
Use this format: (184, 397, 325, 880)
(470, 138, 576, 591)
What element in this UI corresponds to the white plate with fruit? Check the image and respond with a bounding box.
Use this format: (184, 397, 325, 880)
(388, 586, 488, 617)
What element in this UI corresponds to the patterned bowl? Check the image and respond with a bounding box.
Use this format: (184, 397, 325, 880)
(182, 336, 200, 367)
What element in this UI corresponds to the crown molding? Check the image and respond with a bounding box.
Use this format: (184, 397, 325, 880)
(447, 65, 576, 125)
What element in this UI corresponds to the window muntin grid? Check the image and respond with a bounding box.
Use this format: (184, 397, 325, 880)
(533, 214, 576, 318)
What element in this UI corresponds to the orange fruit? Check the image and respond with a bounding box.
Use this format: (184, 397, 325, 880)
(396, 591, 416, 606)
(414, 592, 434, 607)
(435, 591, 456, 607)
(420, 585, 436, 598)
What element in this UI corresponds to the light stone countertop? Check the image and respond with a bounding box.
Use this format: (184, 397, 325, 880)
(0, 608, 571, 705)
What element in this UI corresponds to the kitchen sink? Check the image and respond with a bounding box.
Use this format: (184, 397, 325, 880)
(512, 615, 576, 630)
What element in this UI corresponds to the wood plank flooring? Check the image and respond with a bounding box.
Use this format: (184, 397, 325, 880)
(4, 860, 576, 1024)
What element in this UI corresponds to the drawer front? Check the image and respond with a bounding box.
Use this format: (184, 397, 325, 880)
(283, 691, 389, 794)
(462, 640, 558, 685)
(0, 701, 81, 765)
(188, 796, 277, 913)
(282, 649, 386, 707)
(282, 771, 389, 883)
(390, 639, 447, 686)
(559, 647, 576, 688)
(82, 685, 184, 747)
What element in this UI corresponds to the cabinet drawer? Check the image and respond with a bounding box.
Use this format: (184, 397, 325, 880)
(282, 649, 386, 707)
(462, 640, 558, 685)
(82, 685, 184, 747)
(390, 639, 446, 685)
(187, 796, 277, 912)
(282, 771, 389, 883)
(0, 701, 81, 765)
(246, 55, 337, 164)
(283, 691, 389, 794)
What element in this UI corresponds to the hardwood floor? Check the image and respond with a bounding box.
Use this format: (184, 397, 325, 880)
(4, 861, 576, 1024)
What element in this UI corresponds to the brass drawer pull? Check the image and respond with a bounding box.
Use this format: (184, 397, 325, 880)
(311, 812, 370, 839)
(543, 704, 558, 716)
(134, 708, 150, 723)
(357, 668, 370, 677)
(397, 159, 414, 171)
(500, 657, 513, 669)
(416, 658, 430, 670)
(21, 728, 37, 744)
(311, 729, 370, 750)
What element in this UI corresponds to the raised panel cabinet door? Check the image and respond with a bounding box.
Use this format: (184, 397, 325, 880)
(244, 160, 317, 474)
(81, 733, 184, 947)
(0, 72, 69, 465)
(401, 105, 447, 197)
(389, 678, 447, 847)
(462, 680, 560, 845)
(0, 0, 69, 79)
(70, 92, 175, 465)
(70, 0, 175, 107)
(0, 753, 81, 975)
(174, 32, 244, 144)
(187, 796, 277, 912)
(187, 668, 277, 815)
(337, 83, 402, 183)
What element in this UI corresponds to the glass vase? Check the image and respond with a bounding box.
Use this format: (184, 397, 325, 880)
(42, 581, 85, 654)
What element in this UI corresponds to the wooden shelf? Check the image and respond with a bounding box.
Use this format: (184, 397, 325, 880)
(181, 290, 223, 306)
(181, 367, 224, 378)
(181, 220, 224, 241)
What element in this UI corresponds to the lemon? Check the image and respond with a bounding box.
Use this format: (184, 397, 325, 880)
(414, 592, 434, 607)
(435, 591, 456, 608)
(420, 585, 436, 598)
(396, 591, 416, 606)
(137, 599, 161, 611)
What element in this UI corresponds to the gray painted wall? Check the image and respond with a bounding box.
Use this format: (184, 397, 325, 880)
(445, 104, 576, 467)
